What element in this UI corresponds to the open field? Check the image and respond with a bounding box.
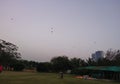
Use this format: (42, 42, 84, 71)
(0, 71, 119, 84)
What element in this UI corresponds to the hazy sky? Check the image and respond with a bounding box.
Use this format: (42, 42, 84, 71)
(0, 0, 120, 62)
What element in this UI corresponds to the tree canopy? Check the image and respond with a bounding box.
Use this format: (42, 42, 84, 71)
(0, 39, 21, 67)
(51, 56, 70, 72)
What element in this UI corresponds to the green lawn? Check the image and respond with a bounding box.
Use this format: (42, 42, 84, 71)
(0, 71, 119, 84)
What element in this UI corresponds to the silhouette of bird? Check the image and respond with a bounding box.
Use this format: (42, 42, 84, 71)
(51, 28, 54, 34)
(10, 18, 14, 20)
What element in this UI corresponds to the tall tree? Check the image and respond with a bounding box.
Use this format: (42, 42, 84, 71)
(86, 57, 95, 66)
(36, 62, 52, 72)
(70, 58, 82, 69)
(51, 56, 70, 72)
(0, 39, 21, 67)
(105, 49, 120, 66)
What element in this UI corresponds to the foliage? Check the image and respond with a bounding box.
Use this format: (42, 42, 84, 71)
(105, 49, 120, 60)
(104, 49, 120, 66)
(1, 38, 120, 73)
(21, 60, 38, 69)
(12, 62, 25, 71)
(70, 58, 87, 71)
(36, 62, 52, 72)
(70, 58, 81, 69)
(51, 56, 70, 72)
(85, 49, 120, 66)
(0, 39, 21, 70)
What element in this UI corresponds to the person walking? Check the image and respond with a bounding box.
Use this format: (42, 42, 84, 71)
(59, 71, 64, 79)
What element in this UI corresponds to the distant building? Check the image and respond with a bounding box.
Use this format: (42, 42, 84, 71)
(92, 51, 104, 62)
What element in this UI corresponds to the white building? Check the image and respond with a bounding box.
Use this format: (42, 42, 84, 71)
(92, 51, 104, 62)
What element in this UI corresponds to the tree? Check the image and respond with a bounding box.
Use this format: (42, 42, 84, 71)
(12, 61, 25, 71)
(0, 39, 21, 69)
(105, 49, 120, 66)
(85, 49, 120, 66)
(70, 58, 82, 69)
(114, 50, 120, 66)
(70, 57, 87, 74)
(36, 62, 52, 72)
(105, 49, 117, 61)
(86, 57, 95, 66)
(51, 56, 70, 72)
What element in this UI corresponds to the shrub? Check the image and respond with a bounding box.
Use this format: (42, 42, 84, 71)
(13, 63, 25, 71)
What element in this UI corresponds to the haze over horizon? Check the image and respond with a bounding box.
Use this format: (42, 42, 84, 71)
(0, 0, 120, 62)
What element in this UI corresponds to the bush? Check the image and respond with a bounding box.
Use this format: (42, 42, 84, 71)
(36, 62, 52, 72)
(13, 63, 25, 71)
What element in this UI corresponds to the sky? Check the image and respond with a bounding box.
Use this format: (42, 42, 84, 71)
(0, 0, 120, 62)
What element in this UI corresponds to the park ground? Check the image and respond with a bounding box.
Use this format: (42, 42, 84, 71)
(0, 71, 119, 84)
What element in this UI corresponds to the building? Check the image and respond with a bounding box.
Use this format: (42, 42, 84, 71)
(92, 51, 104, 62)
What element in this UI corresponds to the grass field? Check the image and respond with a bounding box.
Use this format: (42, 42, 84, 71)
(0, 71, 119, 84)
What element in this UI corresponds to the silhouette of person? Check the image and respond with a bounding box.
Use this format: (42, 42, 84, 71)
(59, 71, 63, 79)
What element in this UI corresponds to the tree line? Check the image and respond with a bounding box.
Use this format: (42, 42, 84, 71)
(0, 39, 120, 73)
